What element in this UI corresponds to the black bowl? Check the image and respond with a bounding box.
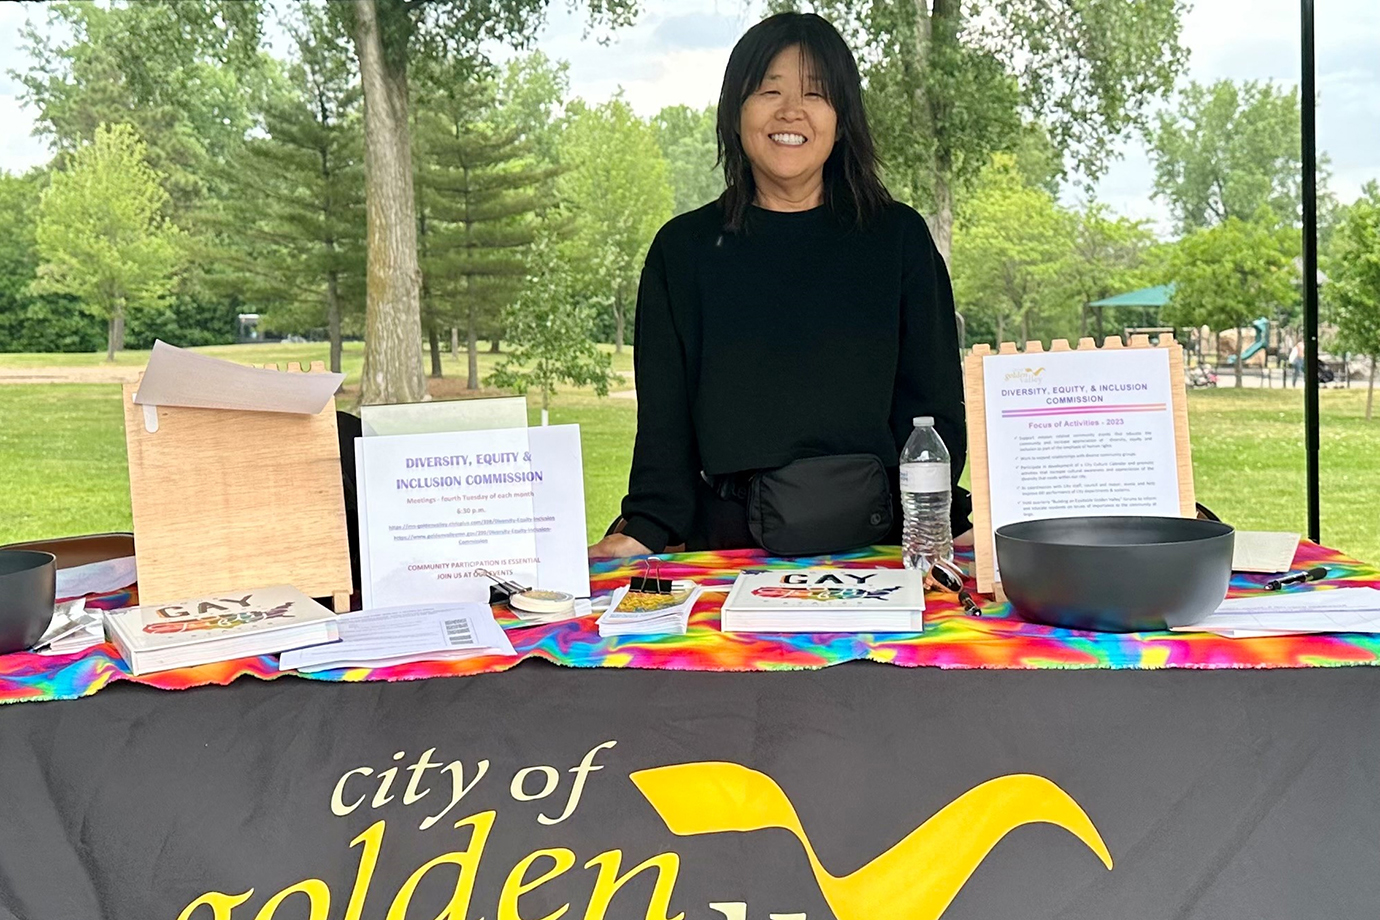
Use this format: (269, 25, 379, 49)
(0, 550, 57, 654)
(995, 516, 1234, 633)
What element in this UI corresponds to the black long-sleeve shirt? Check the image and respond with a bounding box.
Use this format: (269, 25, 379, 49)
(620, 200, 968, 553)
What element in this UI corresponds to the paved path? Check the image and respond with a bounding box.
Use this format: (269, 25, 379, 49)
(0, 366, 144, 385)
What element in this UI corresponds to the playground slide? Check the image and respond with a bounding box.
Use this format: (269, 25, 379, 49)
(1227, 317, 1271, 364)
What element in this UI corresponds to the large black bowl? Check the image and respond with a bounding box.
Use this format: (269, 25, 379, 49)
(995, 516, 1234, 633)
(0, 550, 57, 654)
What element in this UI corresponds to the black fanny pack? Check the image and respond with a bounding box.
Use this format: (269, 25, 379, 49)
(715, 454, 894, 557)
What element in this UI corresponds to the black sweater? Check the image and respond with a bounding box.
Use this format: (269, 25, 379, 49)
(619, 200, 969, 553)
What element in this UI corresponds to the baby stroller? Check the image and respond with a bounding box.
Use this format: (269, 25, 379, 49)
(1186, 364, 1217, 388)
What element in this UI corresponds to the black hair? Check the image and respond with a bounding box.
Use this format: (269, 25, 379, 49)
(715, 12, 890, 231)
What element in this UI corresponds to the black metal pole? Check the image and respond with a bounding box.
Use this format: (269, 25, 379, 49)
(1301, 0, 1321, 543)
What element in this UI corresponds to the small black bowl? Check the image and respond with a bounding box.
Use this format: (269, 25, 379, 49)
(995, 516, 1234, 633)
(0, 550, 57, 654)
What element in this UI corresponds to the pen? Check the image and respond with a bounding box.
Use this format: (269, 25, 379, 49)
(1265, 566, 1327, 591)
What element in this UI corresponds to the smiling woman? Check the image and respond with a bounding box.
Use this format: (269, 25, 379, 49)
(589, 12, 972, 561)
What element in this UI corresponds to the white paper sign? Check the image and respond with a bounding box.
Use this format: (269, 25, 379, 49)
(356, 425, 590, 607)
(982, 349, 1181, 580)
(134, 340, 344, 414)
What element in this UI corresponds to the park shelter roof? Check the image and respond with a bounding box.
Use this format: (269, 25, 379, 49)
(1088, 284, 1177, 308)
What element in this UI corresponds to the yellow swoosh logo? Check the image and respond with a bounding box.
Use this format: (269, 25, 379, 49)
(631, 762, 1111, 920)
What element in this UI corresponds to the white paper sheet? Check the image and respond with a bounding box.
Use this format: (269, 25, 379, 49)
(355, 425, 590, 608)
(360, 397, 528, 436)
(133, 340, 344, 414)
(1172, 587, 1380, 636)
(55, 556, 137, 599)
(1231, 531, 1301, 573)
(278, 603, 515, 671)
(34, 599, 105, 655)
(982, 349, 1181, 581)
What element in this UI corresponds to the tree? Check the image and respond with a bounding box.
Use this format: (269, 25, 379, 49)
(1331, 182, 1380, 420)
(1150, 80, 1309, 234)
(329, 0, 638, 406)
(214, 5, 365, 373)
(776, 0, 1188, 262)
(413, 64, 552, 387)
(16, 0, 267, 218)
(558, 97, 673, 353)
(1064, 205, 1159, 339)
(0, 169, 103, 353)
(488, 228, 617, 423)
(1167, 216, 1296, 387)
(652, 104, 723, 216)
(32, 124, 183, 361)
(951, 155, 1075, 345)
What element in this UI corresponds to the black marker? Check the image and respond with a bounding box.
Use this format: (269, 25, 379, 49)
(1265, 566, 1327, 591)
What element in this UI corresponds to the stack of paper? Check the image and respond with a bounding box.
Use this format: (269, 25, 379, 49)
(1231, 531, 1301, 574)
(33, 599, 105, 656)
(106, 586, 339, 675)
(1173, 587, 1380, 637)
(597, 582, 701, 637)
(721, 569, 924, 633)
(279, 603, 515, 672)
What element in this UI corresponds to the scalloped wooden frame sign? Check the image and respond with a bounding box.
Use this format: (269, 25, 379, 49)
(963, 335, 1196, 597)
(122, 360, 352, 611)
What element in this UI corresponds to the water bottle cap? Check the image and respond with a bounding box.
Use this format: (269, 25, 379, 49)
(912, 416, 934, 427)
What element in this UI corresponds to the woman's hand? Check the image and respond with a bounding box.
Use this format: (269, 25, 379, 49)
(954, 528, 975, 548)
(588, 533, 653, 560)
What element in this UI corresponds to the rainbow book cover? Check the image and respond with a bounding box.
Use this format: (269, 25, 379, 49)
(721, 569, 923, 633)
(105, 585, 339, 675)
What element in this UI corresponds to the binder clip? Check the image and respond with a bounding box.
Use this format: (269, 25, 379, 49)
(628, 559, 673, 595)
(475, 568, 530, 606)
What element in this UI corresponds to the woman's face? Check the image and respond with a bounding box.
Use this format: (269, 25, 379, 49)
(738, 45, 837, 195)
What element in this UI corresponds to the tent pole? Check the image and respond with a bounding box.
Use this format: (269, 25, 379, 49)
(1301, 0, 1321, 543)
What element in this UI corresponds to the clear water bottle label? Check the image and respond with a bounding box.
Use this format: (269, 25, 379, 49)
(899, 462, 948, 492)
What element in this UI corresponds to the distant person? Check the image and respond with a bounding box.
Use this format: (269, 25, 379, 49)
(590, 12, 971, 559)
(1290, 340, 1305, 387)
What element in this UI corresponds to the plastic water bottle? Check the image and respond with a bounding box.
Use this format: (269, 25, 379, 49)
(900, 416, 953, 572)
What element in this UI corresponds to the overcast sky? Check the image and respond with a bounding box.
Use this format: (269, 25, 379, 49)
(3, 0, 1377, 231)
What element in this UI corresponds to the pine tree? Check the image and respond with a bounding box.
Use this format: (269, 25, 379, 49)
(213, 8, 364, 373)
(414, 73, 555, 387)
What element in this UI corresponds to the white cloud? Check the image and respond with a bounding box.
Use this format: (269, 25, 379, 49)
(0, 96, 48, 177)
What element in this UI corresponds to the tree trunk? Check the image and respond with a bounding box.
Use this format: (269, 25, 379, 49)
(1367, 356, 1376, 421)
(931, 169, 954, 265)
(1021, 310, 1031, 345)
(914, 0, 959, 264)
(489, 338, 500, 354)
(613, 295, 625, 355)
(451, 326, 460, 360)
(1080, 302, 1088, 338)
(428, 325, 442, 378)
(996, 313, 1004, 344)
(112, 309, 125, 354)
(106, 315, 116, 362)
(466, 301, 479, 390)
(326, 267, 343, 374)
(1242, 325, 1253, 386)
(353, 0, 425, 406)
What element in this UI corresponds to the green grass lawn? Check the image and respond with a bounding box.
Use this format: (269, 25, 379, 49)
(1, 352, 1377, 561)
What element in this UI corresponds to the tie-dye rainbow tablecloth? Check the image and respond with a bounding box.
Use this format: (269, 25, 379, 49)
(3, 542, 1379, 705)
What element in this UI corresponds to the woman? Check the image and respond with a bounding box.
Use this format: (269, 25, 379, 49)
(590, 11, 971, 559)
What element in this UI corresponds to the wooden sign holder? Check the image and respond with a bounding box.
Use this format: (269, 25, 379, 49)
(122, 361, 352, 611)
(964, 335, 1196, 598)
